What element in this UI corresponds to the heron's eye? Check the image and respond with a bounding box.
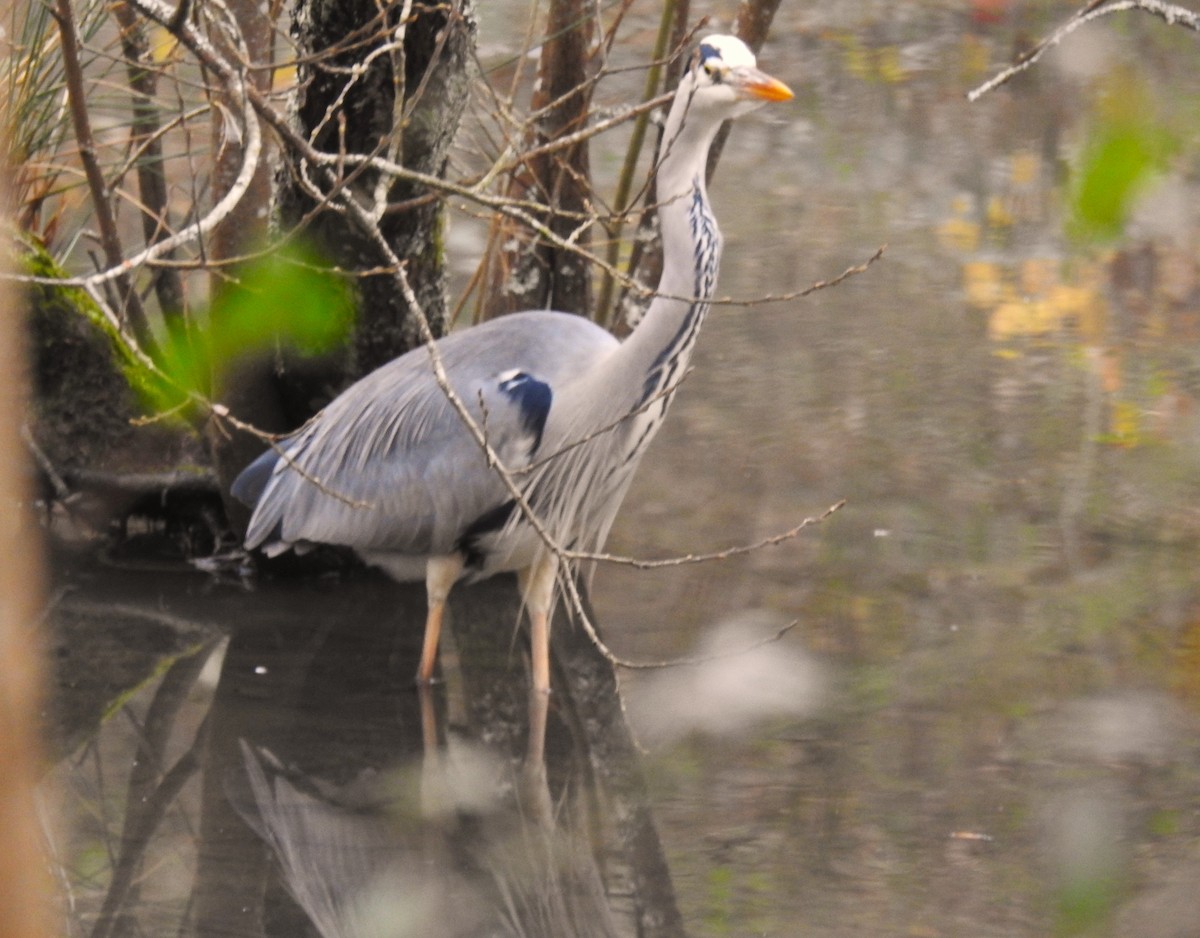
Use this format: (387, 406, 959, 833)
(695, 42, 722, 80)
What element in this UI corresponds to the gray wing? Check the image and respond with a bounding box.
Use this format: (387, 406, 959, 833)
(239, 311, 616, 558)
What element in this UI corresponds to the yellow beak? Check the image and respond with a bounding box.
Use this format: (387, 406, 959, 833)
(733, 67, 794, 103)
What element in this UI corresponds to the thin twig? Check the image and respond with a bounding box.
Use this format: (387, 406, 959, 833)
(21, 426, 71, 500)
(373, 252, 840, 674)
(716, 244, 887, 307)
(567, 500, 846, 568)
(612, 617, 804, 672)
(208, 405, 371, 510)
(320, 185, 628, 666)
(967, 0, 1200, 102)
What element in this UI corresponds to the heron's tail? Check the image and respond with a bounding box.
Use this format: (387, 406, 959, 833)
(231, 447, 282, 509)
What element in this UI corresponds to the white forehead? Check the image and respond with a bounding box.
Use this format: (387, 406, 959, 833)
(697, 34, 757, 69)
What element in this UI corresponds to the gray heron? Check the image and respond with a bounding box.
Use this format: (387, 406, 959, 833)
(232, 34, 793, 698)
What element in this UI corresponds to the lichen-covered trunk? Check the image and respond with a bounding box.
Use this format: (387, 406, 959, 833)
(283, 0, 476, 375)
(212, 0, 475, 530)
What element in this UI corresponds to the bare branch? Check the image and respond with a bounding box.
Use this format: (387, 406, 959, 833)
(566, 500, 846, 569)
(967, 0, 1200, 102)
(319, 222, 839, 677)
(304, 178, 632, 669)
(712, 243, 887, 308)
(53, 0, 159, 359)
(209, 405, 372, 510)
(607, 617, 804, 672)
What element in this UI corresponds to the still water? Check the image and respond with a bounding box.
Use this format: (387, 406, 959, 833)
(46, 3, 1200, 937)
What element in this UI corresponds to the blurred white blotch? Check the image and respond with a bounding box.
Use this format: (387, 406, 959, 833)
(624, 611, 827, 745)
(420, 737, 505, 819)
(1128, 174, 1190, 243)
(1056, 692, 1179, 765)
(1042, 786, 1125, 908)
(1050, 28, 1116, 81)
(1046, 789, 1121, 874)
(237, 741, 499, 938)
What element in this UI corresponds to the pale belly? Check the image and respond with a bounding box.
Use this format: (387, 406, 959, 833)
(358, 523, 543, 584)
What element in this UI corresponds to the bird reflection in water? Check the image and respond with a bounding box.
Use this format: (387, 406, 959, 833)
(219, 31, 793, 937)
(186, 571, 676, 938)
(234, 698, 615, 938)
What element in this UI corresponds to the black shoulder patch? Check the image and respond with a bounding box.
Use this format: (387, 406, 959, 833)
(498, 371, 552, 452)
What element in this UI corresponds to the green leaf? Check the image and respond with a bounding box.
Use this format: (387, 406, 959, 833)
(22, 237, 355, 419)
(1067, 76, 1177, 244)
(146, 241, 355, 412)
(212, 242, 355, 359)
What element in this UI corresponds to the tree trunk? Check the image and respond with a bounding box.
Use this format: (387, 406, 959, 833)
(479, 0, 594, 320)
(113, 2, 187, 330)
(206, 0, 287, 532)
(211, 0, 475, 530)
(284, 0, 476, 375)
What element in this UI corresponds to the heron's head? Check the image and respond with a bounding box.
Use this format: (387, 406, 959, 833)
(684, 34, 794, 118)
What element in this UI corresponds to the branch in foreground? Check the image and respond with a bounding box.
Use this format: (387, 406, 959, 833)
(567, 500, 846, 569)
(327, 205, 836, 677)
(104, 0, 843, 678)
(722, 243, 886, 307)
(966, 0, 1200, 103)
(607, 616, 804, 673)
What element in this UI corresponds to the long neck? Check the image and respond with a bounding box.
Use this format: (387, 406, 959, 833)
(621, 92, 725, 407)
(522, 88, 728, 557)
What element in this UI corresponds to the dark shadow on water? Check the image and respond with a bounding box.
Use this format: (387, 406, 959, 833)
(48, 548, 685, 938)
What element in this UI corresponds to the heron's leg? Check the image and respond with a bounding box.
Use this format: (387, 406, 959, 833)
(518, 551, 558, 768)
(417, 553, 464, 684)
(518, 550, 559, 696)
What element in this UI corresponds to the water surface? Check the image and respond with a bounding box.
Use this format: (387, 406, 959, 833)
(48, 4, 1200, 937)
